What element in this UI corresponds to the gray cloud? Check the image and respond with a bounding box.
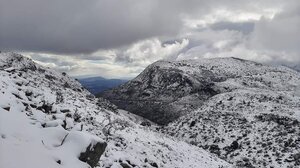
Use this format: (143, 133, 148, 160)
(0, 0, 280, 54)
(251, 3, 300, 54)
(30, 54, 76, 67)
(209, 21, 255, 34)
(2, 0, 300, 77)
(174, 0, 300, 67)
(0, 0, 211, 54)
(23, 38, 189, 78)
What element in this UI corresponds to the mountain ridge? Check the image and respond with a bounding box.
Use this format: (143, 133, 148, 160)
(0, 52, 232, 168)
(101, 56, 300, 167)
(101, 57, 299, 124)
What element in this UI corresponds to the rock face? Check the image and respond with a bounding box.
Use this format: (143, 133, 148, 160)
(101, 60, 222, 125)
(79, 141, 107, 168)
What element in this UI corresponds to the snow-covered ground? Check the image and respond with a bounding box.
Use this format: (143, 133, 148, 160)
(160, 58, 300, 167)
(0, 52, 232, 168)
(102, 57, 300, 126)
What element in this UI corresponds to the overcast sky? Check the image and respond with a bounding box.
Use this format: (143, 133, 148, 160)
(0, 0, 299, 78)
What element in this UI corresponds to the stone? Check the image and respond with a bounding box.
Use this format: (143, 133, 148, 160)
(141, 121, 151, 127)
(79, 141, 107, 168)
(3, 106, 10, 111)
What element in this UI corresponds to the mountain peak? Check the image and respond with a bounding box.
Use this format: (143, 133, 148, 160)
(0, 52, 35, 69)
(101, 57, 300, 124)
(101, 56, 300, 167)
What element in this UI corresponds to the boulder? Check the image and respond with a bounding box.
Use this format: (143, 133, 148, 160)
(140, 121, 151, 127)
(79, 141, 107, 168)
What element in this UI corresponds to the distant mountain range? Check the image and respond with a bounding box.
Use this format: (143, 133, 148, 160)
(78, 76, 128, 95)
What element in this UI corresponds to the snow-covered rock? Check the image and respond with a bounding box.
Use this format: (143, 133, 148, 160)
(0, 52, 231, 168)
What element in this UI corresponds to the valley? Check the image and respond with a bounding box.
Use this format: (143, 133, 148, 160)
(1, 52, 300, 168)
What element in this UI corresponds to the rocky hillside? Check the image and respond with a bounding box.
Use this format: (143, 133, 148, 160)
(101, 59, 221, 124)
(102, 57, 300, 167)
(0, 52, 232, 168)
(160, 59, 300, 167)
(101, 57, 300, 125)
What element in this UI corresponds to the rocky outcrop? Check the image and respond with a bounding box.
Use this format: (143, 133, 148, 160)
(100, 60, 222, 125)
(79, 141, 107, 168)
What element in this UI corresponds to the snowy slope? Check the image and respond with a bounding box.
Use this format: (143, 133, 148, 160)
(0, 52, 232, 168)
(101, 56, 300, 167)
(101, 57, 300, 125)
(290, 64, 300, 72)
(158, 58, 300, 167)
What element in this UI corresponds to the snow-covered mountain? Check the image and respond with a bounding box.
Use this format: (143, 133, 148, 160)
(0, 52, 232, 168)
(101, 57, 300, 125)
(101, 59, 221, 124)
(102, 57, 300, 167)
(162, 59, 300, 167)
(290, 64, 300, 72)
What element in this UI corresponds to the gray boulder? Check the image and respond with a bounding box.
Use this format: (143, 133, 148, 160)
(79, 141, 107, 168)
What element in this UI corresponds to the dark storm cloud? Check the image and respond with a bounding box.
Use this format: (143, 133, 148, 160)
(0, 0, 211, 54)
(0, 0, 267, 55)
(2, 0, 299, 77)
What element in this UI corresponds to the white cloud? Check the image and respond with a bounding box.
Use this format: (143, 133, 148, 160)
(24, 38, 189, 78)
(117, 38, 189, 66)
(176, 1, 300, 67)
